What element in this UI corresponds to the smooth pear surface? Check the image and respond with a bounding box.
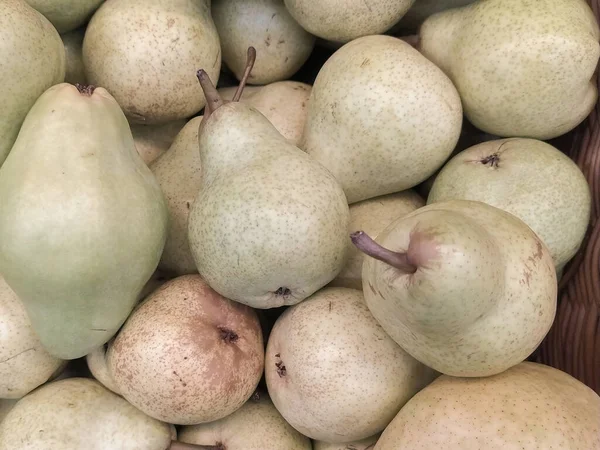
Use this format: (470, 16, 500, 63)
(179, 391, 312, 450)
(0, 0, 65, 167)
(131, 119, 187, 166)
(428, 138, 591, 273)
(419, 0, 600, 139)
(213, 0, 316, 85)
(284, 0, 415, 43)
(83, 0, 221, 124)
(0, 378, 173, 450)
(361, 200, 557, 377)
(265, 287, 437, 443)
(25, 0, 104, 33)
(61, 28, 87, 85)
(374, 362, 600, 450)
(0, 84, 169, 360)
(107, 275, 265, 425)
(301, 35, 463, 204)
(314, 434, 380, 450)
(86, 344, 121, 395)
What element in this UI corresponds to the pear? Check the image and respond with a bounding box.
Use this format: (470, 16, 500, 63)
(0, 83, 169, 360)
(150, 117, 204, 276)
(301, 35, 463, 204)
(107, 275, 265, 425)
(428, 138, 591, 274)
(219, 80, 312, 145)
(213, 0, 316, 85)
(61, 28, 87, 85)
(86, 344, 121, 395)
(131, 119, 188, 166)
(179, 390, 312, 450)
(0, 400, 17, 424)
(390, 0, 477, 33)
(0, 0, 65, 167)
(189, 49, 350, 308)
(353, 199, 557, 377)
(374, 362, 600, 449)
(0, 275, 64, 399)
(314, 434, 380, 450)
(265, 287, 438, 443)
(418, 0, 600, 140)
(283, 0, 416, 43)
(83, 0, 221, 124)
(330, 190, 424, 290)
(25, 0, 104, 33)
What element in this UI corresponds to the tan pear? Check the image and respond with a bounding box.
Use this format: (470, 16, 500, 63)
(86, 344, 121, 395)
(314, 434, 380, 450)
(418, 0, 600, 139)
(391, 0, 477, 32)
(61, 28, 87, 85)
(131, 119, 187, 165)
(25, 0, 104, 33)
(301, 35, 463, 204)
(428, 138, 591, 273)
(374, 362, 600, 449)
(353, 200, 557, 377)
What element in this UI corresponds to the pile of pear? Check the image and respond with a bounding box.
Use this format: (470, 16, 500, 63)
(1, 0, 600, 449)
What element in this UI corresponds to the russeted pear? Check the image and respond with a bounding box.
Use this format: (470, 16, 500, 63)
(428, 138, 591, 274)
(353, 200, 557, 377)
(212, 0, 316, 85)
(83, 0, 221, 124)
(283, 0, 416, 43)
(150, 117, 203, 276)
(314, 434, 380, 450)
(0, 83, 169, 360)
(301, 35, 463, 204)
(418, 0, 600, 139)
(25, 0, 104, 33)
(61, 28, 87, 85)
(188, 49, 350, 308)
(0, 0, 65, 167)
(131, 119, 187, 166)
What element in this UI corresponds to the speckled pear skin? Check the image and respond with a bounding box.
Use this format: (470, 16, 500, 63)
(188, 102, 350, 309)
(301, 35, 463, 204)
(265, 287, 438, 444)
(374, 362, 600, 450)
(315, 434, 380, 450)
(428, 138, 591, 274)
(419, 0, 600, 140)
(283, 0, 416, 43)
(179, 391, 312, 450)
(25, 0, 104, 33)
(392, 0, 477, 32)
(0, 0, 65, 168)
(0, 378, 174, 450)
(0, 84, 169, 360)
(362, 200, 557, 377)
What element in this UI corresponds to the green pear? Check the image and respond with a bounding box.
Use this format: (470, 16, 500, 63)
(353, 200, 557, 377)
(314, 434, 380, 450)
(25, 0, 104, 33)
(374, 362, 600, 449)
(213, 0, 316, 85)
(131, 119, 187, 166)
(301, 35, 463, 204)
(61, 28, 87, 85)
(83, 0, 221, 124)
(0, 83, 169, 360)
(188, 50, 350, 309)
(0, 0, 65, 167)
(418, 0, 600, 140)
(428, 138, 591, 274)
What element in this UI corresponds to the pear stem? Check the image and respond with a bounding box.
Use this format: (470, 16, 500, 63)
(350, 231, 417, 274)
(232, 46, 257, 102)
(196, 70, 223, 120)
(169, 441, 224, 450)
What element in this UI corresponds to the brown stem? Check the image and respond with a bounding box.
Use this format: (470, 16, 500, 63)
(169, 441, 224, 450)
(196, 70, 223, 120)
(75, 84, 96, 96)
(350, 231, 417, 274)
(232, 46, 257, 102)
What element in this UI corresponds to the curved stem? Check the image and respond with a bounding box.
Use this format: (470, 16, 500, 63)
(196, 70, 223, 120)
(232, 46, 257, 102)
(169, 441, 224, 450)
(350, 231, 417, 274)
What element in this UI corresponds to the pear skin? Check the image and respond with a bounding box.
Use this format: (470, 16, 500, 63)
(25, 0, 104, 33)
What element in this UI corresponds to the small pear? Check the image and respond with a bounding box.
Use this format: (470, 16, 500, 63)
(418, 0, 600, 139)
(0, 83, 169, 360)
(213, 0, 316, 85)
(25, 0, 104, 33)
(0, 0, 65, 167)
(301, 35, 463, 204)
(353, 200, 557, 377)
(131, 119, 187, 165)
(61, 27, 87, 85)
(314, 434, 380, 450)
(188, 49, 350, 308)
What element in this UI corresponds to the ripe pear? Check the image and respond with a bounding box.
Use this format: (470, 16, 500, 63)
(266, 287, 438, 443)
(428, 138, 591, 274)
(283, 0, 415, 43)
(390, 0, 477, 33)
(418, 0, 600, 140)
(314, 434, 380, 450)
(0, 0, 65, 167)
(83, 0, 221, 124)
(353, 199, 557, 377)
(0, 83, 169, 360)
(0, 275, 64, 399)
(213, 0, 316, 85)
(131, 119, 187, 166)
(107, 275, 265, 425)
(179, 391, 312, 450)
(150, 117, 203, 276)
(330, 190, 424, 290)
(301, 35, 463, 204)
(25, 0, 104, 33)
(219, 80, 312, 145)
(374, 362, 600, 449)
(61, 28, 87, 85)
(189, 49, 350, 308)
